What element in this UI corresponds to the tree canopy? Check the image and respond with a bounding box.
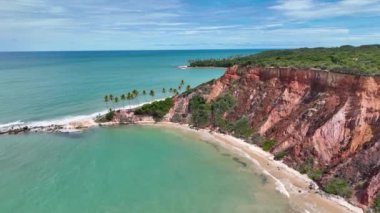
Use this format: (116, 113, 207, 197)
(189, 45, 380, 75)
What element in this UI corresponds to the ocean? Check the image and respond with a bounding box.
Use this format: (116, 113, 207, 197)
(0, 50, 257, 126)
(0, 50, 291, 212)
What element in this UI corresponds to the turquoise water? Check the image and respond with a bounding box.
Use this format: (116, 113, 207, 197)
(0, 50, 262, 125)
(0, 126, 290, 213)
(0, 50, 293, 212)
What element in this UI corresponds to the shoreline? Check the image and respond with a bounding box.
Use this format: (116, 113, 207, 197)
(0, 111, 364, 212)
(141, 122, 363, 213)
(0, 99, 166, 134)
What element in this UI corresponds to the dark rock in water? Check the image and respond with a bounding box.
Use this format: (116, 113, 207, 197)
(259, 173, 268, 185)
(232, 157, 247, 167)
(55, 131, 84, 139)
(0, 124, 68, 135)
(221, 153, 231, 157)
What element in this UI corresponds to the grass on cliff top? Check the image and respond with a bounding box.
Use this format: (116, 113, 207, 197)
(189, 45, 380, 75)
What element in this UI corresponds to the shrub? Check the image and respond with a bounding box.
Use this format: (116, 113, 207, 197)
(251, 133, 264, 144)
(105, 110, 115, 121)
(307, 169, 323, 181)
(189, 95, 206, 112)
(232, 117, 253, 139)
(297, 158, 323, 181)
(274, 151, 288, 160)
(211, 93, 235, 115)
(323, 178, 353, 198)
(298, 158, 314, 174)
(262, 139, 277, 151)
(189, 95, 211, 128)
(214, 116, 234, 133)
(374, 193, 380, 212)
(171, 113, 183, 123)
(191, 104, 211, 128)
(135, 98, 174, 121)
(95, 109, 115, 123)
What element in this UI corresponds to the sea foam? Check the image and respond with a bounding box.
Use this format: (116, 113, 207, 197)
(0, 99, 164, 132)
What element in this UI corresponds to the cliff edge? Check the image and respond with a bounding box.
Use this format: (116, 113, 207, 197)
(167, 65, 380, 209)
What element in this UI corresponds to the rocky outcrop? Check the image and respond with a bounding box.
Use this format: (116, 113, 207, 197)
(168, 65, 380, 209)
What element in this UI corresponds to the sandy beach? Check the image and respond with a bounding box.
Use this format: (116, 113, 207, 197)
(0, 114, 365, 213)
(143, 122, 364, 213)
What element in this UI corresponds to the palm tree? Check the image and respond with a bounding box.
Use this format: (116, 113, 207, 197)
(120, 94, 126, 107)
(142, 90, 147, 102)
(186, 85, 191, 91)
(127, 92, 132, 108)
(180, 79, 185, 85)
(109, 94, 114, 109)
(173, 88, 179, 96)
(104, 95, 109, 107)
(132, 89, 139, 104)
(178, 85, 182, 91)
(169, 88, 173, 93)
(149, 89, 155, 100)
(162, 88, 166, 93)
(114, 97, 119, 108)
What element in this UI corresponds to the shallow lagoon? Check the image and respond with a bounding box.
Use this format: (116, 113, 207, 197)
(0, 126, 291, 213)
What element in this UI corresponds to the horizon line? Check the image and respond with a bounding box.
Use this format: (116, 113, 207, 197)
(1, 44, 377, 53)
(0, 48, 279, 53)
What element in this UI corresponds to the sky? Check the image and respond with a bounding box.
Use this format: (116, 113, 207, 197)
(1, 0, 380, 51)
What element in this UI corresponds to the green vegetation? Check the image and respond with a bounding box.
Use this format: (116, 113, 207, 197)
(298, 158, 314, 174)
(189, 95, 211, 128)
(231, 117, 253, 139)
(95, 109, 115, 123)
(187, 94, 252, 139)
(211, 94, 235, 115)
(274, 151, 288, 160)
(374, 193, 380, 212)
(189, 45, 380, 75)
(323, 178, 353, 198)
(307, 169, 324, 181)
(102, 80, 190, 109)
(105, 109, 115, 121)
(262, 139, 277, 151)
(135, 98, 174, 121)
(296, 158, 324, 181)
(211, 94, 235, 132)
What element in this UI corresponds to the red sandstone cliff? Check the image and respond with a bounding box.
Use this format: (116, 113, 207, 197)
(168, 66, 380, 209)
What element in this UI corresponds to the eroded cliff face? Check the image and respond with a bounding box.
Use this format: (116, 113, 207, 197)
(168, 65, 380, 208)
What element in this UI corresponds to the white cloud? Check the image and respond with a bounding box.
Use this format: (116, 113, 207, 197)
(0, 0, 379, 50)
(271, 0, 380, 19)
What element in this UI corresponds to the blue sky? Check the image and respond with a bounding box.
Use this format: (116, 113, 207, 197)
(1, 0, 380, 51)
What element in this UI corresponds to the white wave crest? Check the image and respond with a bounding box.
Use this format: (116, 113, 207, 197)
(0, 121, 25, 129)
(0, 98, 165, 132)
